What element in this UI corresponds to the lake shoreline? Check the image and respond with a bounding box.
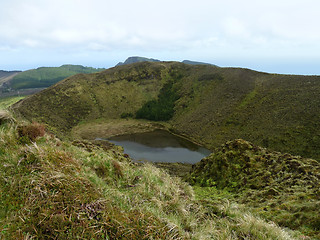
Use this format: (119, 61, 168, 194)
(70, 118, 209, 150)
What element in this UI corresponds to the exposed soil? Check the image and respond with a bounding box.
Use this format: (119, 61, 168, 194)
(70, 119, 169, 140)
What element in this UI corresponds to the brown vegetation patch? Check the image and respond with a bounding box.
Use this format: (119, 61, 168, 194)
(17, 122, 46, 142)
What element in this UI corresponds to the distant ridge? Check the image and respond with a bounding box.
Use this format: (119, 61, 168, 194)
(0, 70, 21, 78)
(116, 56, 216, 67)
(7, 64, 105, 90)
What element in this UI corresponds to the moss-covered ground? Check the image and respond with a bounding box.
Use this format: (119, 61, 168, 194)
(190, 139, 320, 239)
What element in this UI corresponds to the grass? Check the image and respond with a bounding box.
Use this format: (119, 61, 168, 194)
(0, 122, 303, 239)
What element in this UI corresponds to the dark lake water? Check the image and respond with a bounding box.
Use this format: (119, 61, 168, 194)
(98, 130, 211, 164)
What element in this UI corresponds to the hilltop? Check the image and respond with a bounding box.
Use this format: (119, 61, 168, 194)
(13, 61, 320, 160)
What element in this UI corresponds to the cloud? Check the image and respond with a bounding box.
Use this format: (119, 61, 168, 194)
(1, 0, 320, 74)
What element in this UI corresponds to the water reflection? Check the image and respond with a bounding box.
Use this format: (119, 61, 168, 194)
(98, 130, 211, 164)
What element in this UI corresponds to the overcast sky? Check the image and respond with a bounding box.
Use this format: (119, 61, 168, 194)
(1, 0, 320, 74)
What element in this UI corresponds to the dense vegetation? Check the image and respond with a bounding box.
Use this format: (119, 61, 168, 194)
(13, 62, 320, 160)
(8, 65, 105, 89)
(136, 81, 179, 121)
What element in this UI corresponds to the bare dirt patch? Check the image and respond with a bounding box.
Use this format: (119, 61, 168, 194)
(70, 119, 169, 140)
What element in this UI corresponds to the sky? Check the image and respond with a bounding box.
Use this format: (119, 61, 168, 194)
(1, 0, 320, 75)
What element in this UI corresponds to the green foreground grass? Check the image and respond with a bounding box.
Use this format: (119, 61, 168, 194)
(0, 122, 304, 239)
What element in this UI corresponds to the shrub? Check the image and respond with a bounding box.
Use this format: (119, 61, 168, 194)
(120, 112, 134, 119)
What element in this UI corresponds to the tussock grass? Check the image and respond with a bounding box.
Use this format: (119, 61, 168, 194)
(0, 123, 301, 239)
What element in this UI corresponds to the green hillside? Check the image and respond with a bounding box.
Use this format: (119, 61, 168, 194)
(9, 65, 105, 90)
(13, 61, 320, 160)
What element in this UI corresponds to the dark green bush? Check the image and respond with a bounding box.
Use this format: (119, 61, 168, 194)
(136, 81, 179, 121)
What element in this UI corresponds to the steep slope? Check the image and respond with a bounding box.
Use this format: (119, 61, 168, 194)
(12, 62, 320, 160)
(8, 65, 105, 90)
(13, 62, 168, 132)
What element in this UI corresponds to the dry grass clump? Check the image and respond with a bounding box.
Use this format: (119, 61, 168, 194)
(0, 110, 15, 125)
(0, 123, 183, 239)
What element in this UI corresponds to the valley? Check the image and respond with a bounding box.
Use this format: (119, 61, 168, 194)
(1, 60, 320, 239)
(12, 61, 320, 160)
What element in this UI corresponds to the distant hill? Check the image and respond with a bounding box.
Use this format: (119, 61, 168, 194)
(182, 60, 214, 66)
(13, 61, 320, 160)
(116, 56, 160, 66)
(0, 70, 21, 79)
(0, 70, 21, 86)
(116, 56, 216, 67)
(8, 65, 105, 90)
